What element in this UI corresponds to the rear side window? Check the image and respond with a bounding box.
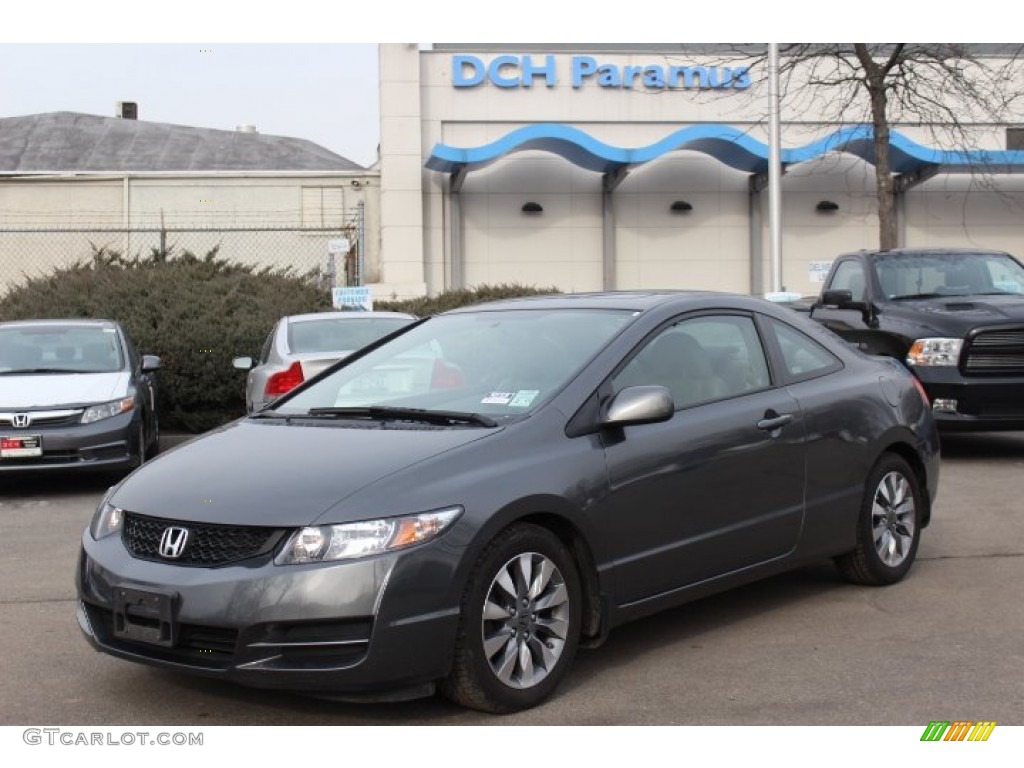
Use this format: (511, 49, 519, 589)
(767, 319, 842, 381)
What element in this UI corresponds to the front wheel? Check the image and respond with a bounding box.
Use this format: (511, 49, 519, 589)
(835, 454, 923, 586)
(441, 524, 581, 713)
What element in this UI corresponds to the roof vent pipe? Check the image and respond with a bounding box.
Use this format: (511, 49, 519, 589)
(116, 102, 138, 120)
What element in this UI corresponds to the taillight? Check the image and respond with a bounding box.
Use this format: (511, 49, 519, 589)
(431, 358, 464, 389)
(265, 361, 304, 396)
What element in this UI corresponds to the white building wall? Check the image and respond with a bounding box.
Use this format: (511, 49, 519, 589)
(381, 43, 1024, 299)
(0, 173, 381, 294)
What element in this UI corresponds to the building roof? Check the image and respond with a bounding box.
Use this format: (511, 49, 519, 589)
(0, 112, 364, 173)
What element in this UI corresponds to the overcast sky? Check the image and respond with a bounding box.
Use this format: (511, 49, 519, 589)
(0, 44, 381, 168)
(0, 3, 1002, 171)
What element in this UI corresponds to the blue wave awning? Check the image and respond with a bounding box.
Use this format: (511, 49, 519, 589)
(426, 123, 1024, 178)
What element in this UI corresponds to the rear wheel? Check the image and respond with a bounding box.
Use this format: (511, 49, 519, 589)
(441, 524, 581, 713)
(147, 411, 161, 458)
(135, 424, 148, 466)
(835, 454, 923, 586)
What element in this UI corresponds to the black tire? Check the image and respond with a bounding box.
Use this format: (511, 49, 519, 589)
(135, 423, 148, 466)
(441, 523, 582, 713)
(147, 411, 161, 458)
(835, 453, 923, 586)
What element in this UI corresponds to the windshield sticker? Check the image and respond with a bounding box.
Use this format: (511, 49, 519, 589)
(481, 392, 515, 405)
(509, 390, 540, 407)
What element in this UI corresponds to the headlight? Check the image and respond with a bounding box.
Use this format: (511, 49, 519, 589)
(81, 396, 135, 424)
(90, 500, 124, 540)
(906, 338, 963, 367)
(275, 506, 463, 565)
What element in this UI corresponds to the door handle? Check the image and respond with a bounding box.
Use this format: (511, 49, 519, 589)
(757, 413, 794, 432)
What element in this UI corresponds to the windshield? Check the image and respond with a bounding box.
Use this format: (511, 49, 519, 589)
(287, 316, 413, 354)
(874, 252, 1024, 299)
(0, 325, 124, 373)
(278, 308, 636, 418)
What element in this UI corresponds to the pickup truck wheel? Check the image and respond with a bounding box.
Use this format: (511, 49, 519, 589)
(835, 454, 922, 586)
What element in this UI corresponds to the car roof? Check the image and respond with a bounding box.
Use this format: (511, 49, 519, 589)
(0, 318, 120, 330)
(842, 247, 1013, 259)
(284, 311, 416, 323)
(442, 290, 769, 314)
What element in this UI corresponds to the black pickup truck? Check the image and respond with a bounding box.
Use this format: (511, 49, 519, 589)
(803, 247, 1024, 431)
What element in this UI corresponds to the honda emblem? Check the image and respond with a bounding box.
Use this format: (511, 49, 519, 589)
(12, 413, 31, 428)
(158, 526, 190, 559)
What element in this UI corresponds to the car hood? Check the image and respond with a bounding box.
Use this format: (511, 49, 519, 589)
(888, 294, 1024, 334)
(0, 372, 129, 408)
(110, 418, 503, 527)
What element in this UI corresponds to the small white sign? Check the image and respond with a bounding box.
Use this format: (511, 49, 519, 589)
(332, 286, 373, 311)
(809, 261, 833, 283)
(327, 238, 351, 255)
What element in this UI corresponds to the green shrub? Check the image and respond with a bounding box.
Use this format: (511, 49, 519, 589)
(0, 247, 331, 432)
(376, 283, 561, 316)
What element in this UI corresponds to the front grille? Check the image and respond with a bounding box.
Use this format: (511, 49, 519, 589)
(123, 513, 286, 567)
(0, 409, 83, 428)
(963, 328, 1024, 374)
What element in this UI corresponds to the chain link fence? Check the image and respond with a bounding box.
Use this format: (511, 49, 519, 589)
(0, 224, 365, 298)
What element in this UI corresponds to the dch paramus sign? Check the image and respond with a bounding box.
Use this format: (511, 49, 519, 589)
(452, 54, 752, 91)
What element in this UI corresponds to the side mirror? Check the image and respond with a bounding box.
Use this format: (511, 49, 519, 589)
(602, 386, 674, 427)
(232, 356, 254, 371)
(141, 355, 162, 372)
(819, 289, 854, 307)
(815, 289, 878, 328)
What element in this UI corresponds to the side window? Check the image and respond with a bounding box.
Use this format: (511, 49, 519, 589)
(829, 260, 867, 301)
(612, 315, 771, 409)
(768, 318, 842, 380)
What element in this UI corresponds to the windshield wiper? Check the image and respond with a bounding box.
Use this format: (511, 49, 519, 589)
(306, 406, 498, 427)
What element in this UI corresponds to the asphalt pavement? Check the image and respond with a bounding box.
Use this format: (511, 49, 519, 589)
(1, 431, 1022, 726)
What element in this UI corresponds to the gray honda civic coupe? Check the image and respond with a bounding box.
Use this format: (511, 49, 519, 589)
(77, 292, 940, 713)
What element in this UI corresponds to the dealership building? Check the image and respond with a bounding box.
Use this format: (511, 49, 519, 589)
(375, 43, 1024, 300)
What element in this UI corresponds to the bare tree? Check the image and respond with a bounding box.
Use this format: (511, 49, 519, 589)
(741, 44, 1024, 249)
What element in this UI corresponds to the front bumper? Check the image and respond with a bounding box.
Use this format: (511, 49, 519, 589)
(0, 411, 139, 471)
(76, 530, 462, 697)
(914, 368, 1024, 431)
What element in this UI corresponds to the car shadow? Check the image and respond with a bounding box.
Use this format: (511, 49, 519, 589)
(940, 431, 1024, 460)
(0, 470, 123, 498)
(123, 562, 847, 724)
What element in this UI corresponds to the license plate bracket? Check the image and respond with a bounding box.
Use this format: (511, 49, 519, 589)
(0, 434, 42, 458)
(112, 587, 178, 647)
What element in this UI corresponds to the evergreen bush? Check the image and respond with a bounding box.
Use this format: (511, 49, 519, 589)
(375, 283, 561, 316)
(0, 247, 332, 432)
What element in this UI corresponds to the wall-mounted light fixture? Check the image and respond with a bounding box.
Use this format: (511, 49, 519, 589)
(670, 200, 694, 213)
(816, 200, 840, 213)
(521, 201, 543, 214)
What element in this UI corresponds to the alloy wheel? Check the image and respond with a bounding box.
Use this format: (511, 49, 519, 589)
(481, 552, 570, 689)
(871, 470, 916, 568)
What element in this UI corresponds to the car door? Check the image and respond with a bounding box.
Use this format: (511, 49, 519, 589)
(595, 312, 807, 606)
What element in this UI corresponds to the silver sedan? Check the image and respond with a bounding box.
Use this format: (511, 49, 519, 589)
(233, 311, 416, 412)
